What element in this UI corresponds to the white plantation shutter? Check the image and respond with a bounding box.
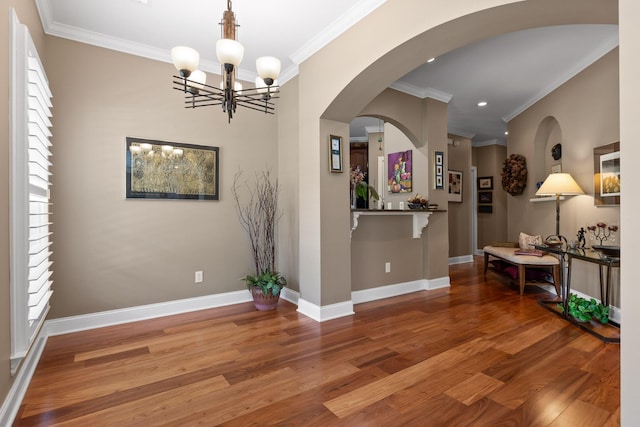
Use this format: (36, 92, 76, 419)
(10, 10, 53, 374)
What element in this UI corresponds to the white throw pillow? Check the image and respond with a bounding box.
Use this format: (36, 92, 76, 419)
(519, 232, 542, 249)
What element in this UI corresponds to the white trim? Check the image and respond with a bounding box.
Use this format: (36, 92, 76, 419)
(352, 280, 426, 304)
(46, 290, 252, 336)
(472, 138, 507, 148)
(289, 0, 387, 65)
(447, 127, 476, 139)
(503, 33, 619, 122)
(297, 298, 355, 322)
(449, 255, 474, 265)
(389, 81, 453, 103)
(426, 276, 451, 290)
(349, 136, 369, 143)
(352, 277, 451, 304)
(280, 287, 300, 305)
(0, 327, 48, 427)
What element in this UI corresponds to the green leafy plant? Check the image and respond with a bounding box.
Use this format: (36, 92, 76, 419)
(559, 293, 609, 324)
(356, 181, 379, 201)
(242, 271, 287, 296)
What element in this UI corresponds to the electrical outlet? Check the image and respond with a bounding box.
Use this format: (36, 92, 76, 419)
(385, 262, 391, 273)
(195, 271, 203, 283)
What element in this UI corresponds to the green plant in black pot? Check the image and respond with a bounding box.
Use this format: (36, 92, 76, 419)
(559, 293, 609, 324)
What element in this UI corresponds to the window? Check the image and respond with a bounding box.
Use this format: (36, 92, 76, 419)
(10, 10, 53, 374)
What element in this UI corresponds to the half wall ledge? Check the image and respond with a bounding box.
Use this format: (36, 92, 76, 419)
(350, 209, 446, 239)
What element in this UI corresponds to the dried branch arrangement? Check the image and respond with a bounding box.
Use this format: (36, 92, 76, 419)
(232, 169, 282, 275)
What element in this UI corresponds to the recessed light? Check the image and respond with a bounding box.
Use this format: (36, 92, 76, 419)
(427, 57, 436, 63)
(505, 131, 509, 135)
(477, 101, 488, 107)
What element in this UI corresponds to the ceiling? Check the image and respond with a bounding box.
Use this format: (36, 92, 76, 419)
(35, 0, 618, 145)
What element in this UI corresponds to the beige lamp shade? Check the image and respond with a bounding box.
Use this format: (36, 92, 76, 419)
(535, 173, 584, 196)
(171, 46, 199, 76)
(256, 56, 281, 82)
(216, 39, 244, 67)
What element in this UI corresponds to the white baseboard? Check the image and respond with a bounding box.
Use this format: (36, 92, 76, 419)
(297, 298, 355, 322)
(427, 276, 451, 290)
(352, 277, 450, 304)
(0, 329, 48, 427)
(280, 287, 300, 305)
(449, 255, 474, 265)
(46, 290, 253, 336)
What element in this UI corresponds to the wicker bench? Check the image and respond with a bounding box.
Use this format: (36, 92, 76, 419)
(483, 245, 560, 296)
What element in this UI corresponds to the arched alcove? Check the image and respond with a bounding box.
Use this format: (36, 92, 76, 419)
(533, 116, 563, 195)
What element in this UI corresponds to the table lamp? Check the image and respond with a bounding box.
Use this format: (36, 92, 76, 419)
(535, 172, 584, 239)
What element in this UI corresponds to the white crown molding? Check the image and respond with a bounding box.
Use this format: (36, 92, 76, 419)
(34, 1, 299, 87)
(503, 32, 619, 122)
(447, 128, 476, 139)
(290, 0, 387, 65)
(472, 138, 507, 147)
(389, 82, 453, 103)
(349, 136, 369, 143)
(365, 125, 383, 134)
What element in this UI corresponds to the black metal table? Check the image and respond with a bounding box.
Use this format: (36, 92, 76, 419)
(533, 244, 620, 343)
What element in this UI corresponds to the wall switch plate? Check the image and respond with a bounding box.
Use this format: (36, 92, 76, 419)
(195, 271, 203, 283)
(385, 262, 391, 273)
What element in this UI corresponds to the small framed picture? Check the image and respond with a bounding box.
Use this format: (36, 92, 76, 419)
(478, 205, 493, 213)
(329, 135, 342, 173)
(448, 170, 462, 202)
(478, 176, 493, 190)
(478, 191, 492, 204)
(434, 151, 444, 189)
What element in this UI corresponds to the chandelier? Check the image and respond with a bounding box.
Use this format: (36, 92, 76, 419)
(171, 0, 281, 122)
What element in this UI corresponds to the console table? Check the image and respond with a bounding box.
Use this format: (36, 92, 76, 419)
(534, 244, 619, 343)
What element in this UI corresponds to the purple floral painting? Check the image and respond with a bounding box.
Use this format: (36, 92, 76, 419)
(388, 150, 412, 193)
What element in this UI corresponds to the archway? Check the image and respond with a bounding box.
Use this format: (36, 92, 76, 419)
(292, 0, 617, 319)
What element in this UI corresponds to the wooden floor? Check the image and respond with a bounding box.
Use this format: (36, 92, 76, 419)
(15, 259, 620, 426)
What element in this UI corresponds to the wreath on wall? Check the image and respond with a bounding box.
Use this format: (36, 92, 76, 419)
(501, 154, 528, 196)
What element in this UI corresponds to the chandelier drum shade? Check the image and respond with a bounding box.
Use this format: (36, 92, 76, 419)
(171, 0, 280, 122)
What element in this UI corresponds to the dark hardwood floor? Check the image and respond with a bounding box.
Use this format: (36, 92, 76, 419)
(14, 258, 620, 426)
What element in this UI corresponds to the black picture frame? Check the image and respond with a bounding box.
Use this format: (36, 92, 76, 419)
(329, 135, 343, 173)
(434, 151, 444, 189)
(478, 176, 493, 190)
(593, 141, 620, 206)
(478, 191, 493, 204)
(126, 137, 219, 200)
(478, 205, 493, 213)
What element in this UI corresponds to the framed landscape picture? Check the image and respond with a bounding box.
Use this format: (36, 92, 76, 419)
(593, 141, 620, 206)
(126, 137, 219, 200)
(478, 176, 493, 190)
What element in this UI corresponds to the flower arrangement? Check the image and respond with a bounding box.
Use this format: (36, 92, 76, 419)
(350, 166, 365, 190)
(350, 166, 379, 203)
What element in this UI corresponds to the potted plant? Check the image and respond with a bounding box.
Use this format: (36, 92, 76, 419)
(559, 293, 609, 324)
(232, 169, 286, 311)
